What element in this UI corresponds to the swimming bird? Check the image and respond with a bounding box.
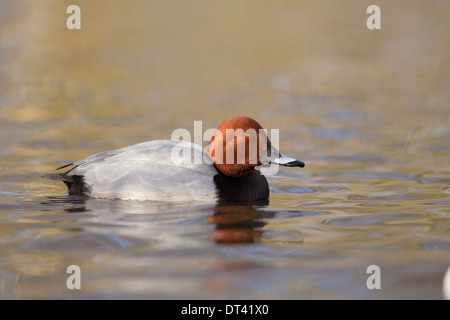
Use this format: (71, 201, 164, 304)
(44, 116, 305, 203)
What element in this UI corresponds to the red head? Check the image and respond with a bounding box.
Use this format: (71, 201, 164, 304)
(205, 116, 304, 177)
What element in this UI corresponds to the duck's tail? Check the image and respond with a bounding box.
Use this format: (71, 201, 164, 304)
(42, 170, 88, 196)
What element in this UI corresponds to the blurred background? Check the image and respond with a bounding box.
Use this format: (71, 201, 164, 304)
(0, 0, 449, 299)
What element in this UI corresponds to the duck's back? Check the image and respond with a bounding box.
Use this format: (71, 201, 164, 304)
(59, 140, 219, 202)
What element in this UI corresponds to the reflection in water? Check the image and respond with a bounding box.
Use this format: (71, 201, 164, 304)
(40, 197, 273, 244)
(209, 206, 270, 244)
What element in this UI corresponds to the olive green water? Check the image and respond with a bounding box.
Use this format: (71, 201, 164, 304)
(1, 0, 449, 299)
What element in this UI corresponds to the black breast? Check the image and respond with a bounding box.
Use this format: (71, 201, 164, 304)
(213, 170, 270, 204)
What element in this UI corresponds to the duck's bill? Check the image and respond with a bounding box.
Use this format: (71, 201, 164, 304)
(271, 152, 305, 168)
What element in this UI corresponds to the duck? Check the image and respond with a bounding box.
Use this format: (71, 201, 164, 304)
(44, 116, 305, 203)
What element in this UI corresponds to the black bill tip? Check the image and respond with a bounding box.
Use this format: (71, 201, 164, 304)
(282, 160, 305, 168)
